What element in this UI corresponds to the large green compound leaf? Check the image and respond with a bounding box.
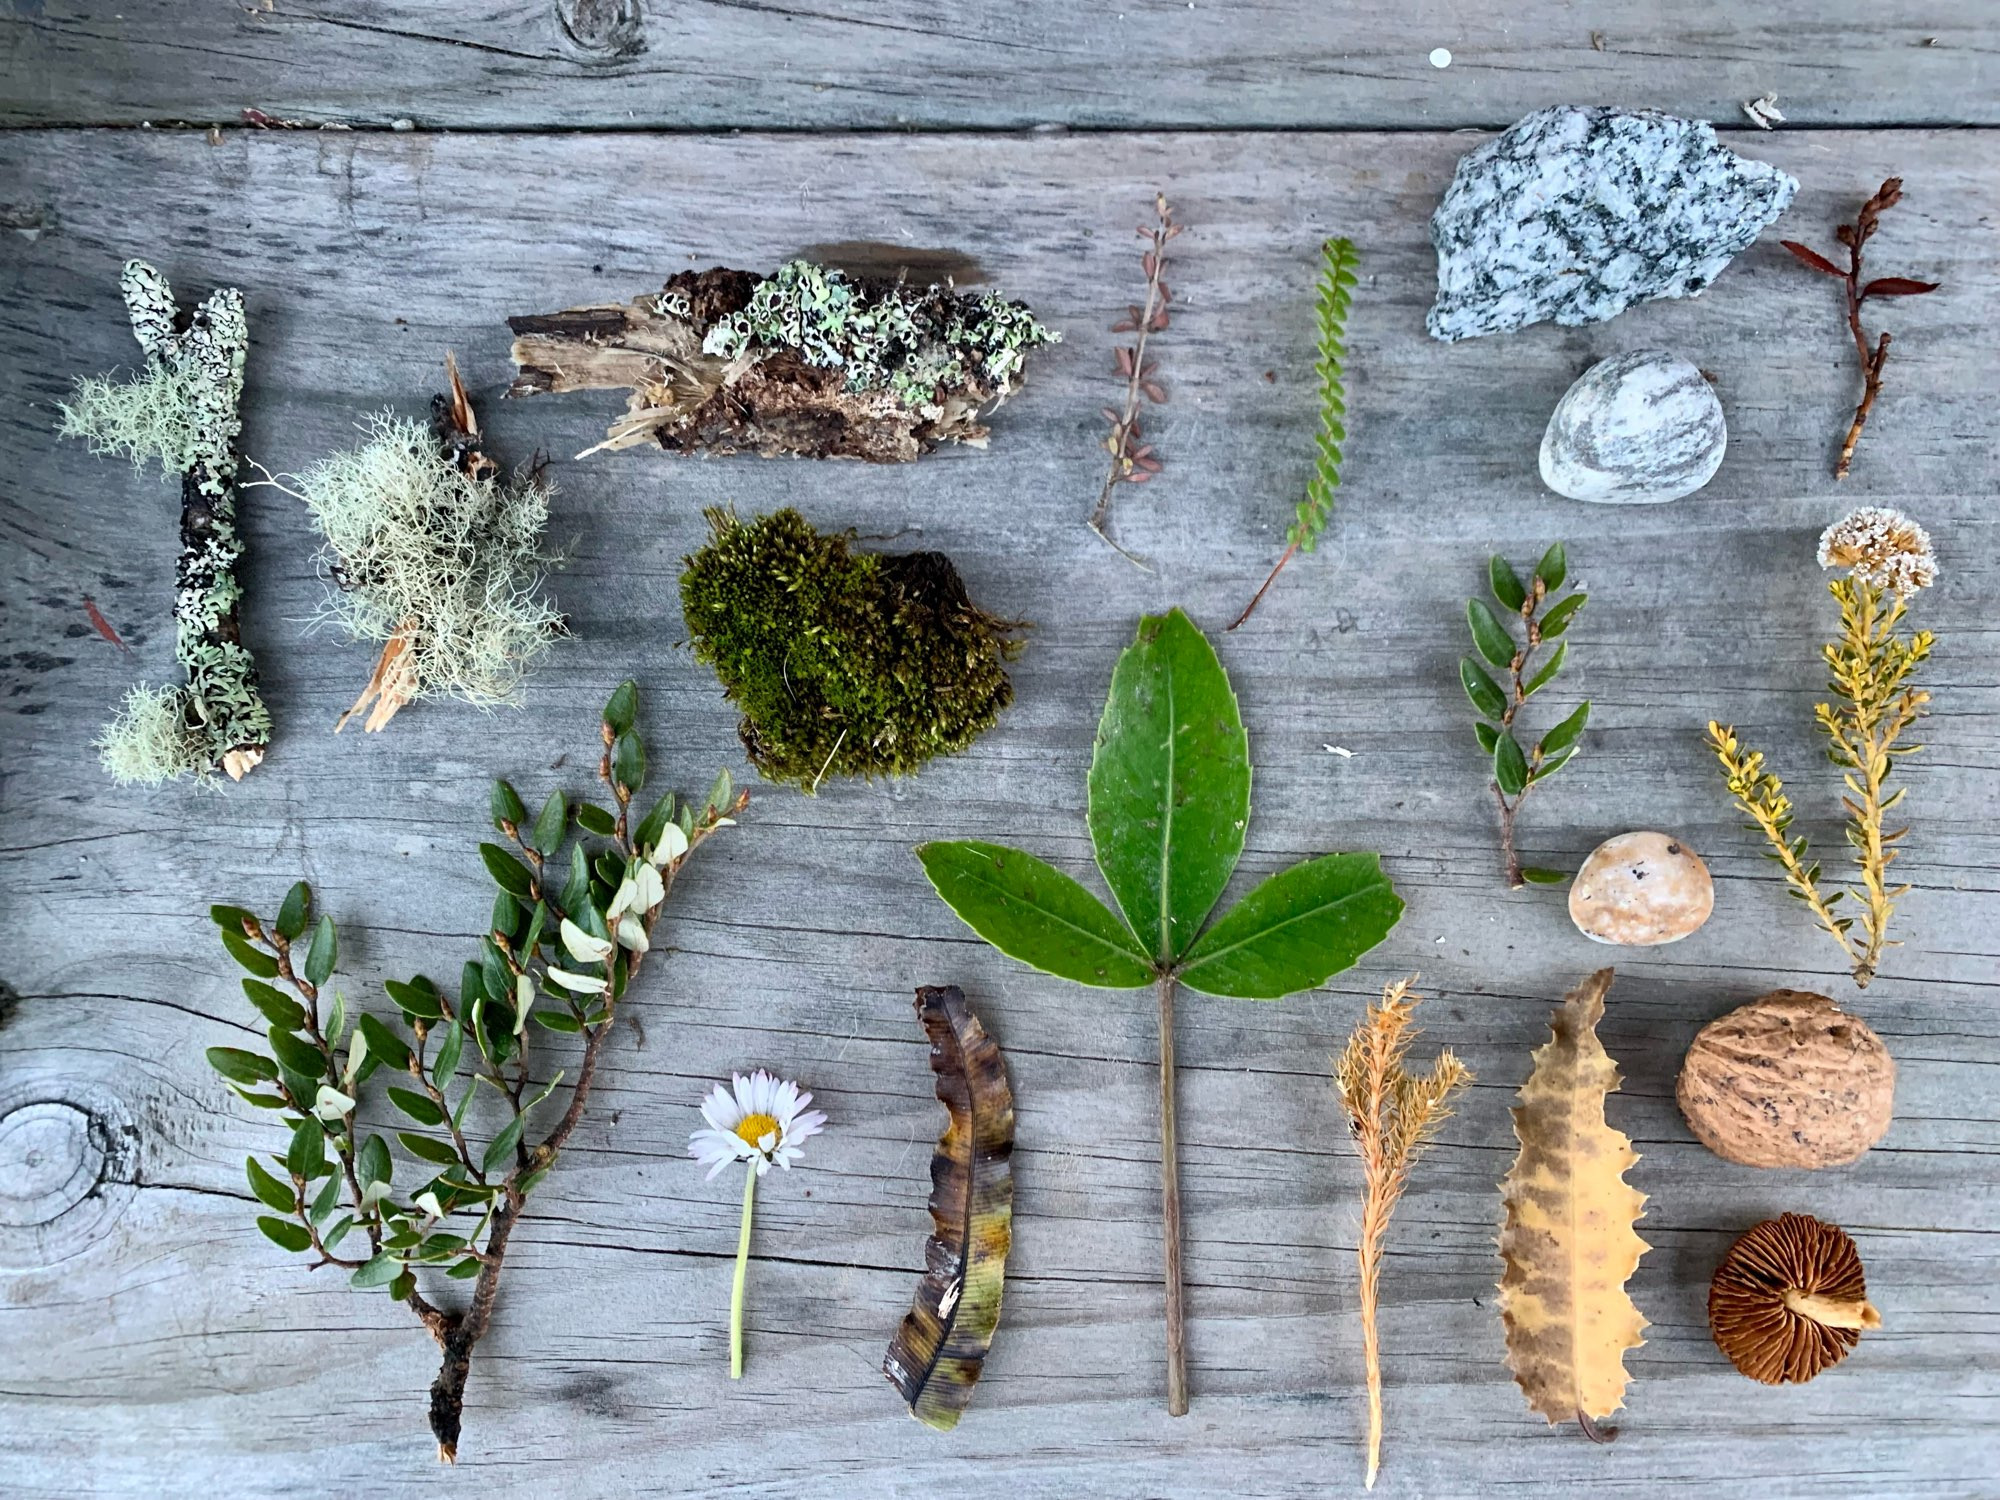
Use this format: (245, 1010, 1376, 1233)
(1176, 852, 1403, 999)
(1087, 609, 1250, 964)
(917, 841, 1153, 990)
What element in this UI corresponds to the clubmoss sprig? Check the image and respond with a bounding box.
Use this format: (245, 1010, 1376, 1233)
(1707, 507, 1936, 987)
(1088, 193, 1179, 566)
(1334, 977, 1473, 1490)
(204, 681, 744, 1459)
(1460, 544, 1589, 889)
(1780, 179, 1940, 479)
(61, 260, 269, 784)
(1231, 237, 1358, 630)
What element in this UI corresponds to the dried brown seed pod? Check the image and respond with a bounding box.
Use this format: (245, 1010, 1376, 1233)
(1676, 990, 1894, 1167)
(1710, 1213, 1880, 1383)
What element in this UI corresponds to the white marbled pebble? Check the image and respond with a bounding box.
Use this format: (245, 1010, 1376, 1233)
(1540, 351, 1726, 504)
(1569, 831, 1714, 946)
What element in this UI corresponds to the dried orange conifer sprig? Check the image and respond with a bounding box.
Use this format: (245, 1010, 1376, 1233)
(1334, 977, 1474, 1490)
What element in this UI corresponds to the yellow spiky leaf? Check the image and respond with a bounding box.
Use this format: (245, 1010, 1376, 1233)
(1498, 968, 1649, 1430)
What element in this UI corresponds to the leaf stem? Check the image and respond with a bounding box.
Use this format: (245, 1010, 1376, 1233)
(731, 1162, 757, 1380)
(1156, 971, 1189, 1417)
(1492, 782, 1527, 891)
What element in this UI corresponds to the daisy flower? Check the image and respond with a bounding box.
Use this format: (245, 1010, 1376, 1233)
(1817, 506, 1938, 595)
(689, 1070, 826, 1378)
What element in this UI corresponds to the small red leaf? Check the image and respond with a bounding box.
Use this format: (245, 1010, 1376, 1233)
(1141, 382, 1167, 404)
(1114, 347, 1135, 374)
(84, 596, 132, 654)
(1780, 240, 1844, 277)
(1141, 251, 1158, 277)
(1155, 282, 1171, 302)
(1861, 276, 1940, 298)
(1149, 311, 1171, 331)
(1101, 407, 1123, 424)
(1124, 470, 1152, 484)
(1135, 457, 1163, 474)
(1110, 318, 1137, 333)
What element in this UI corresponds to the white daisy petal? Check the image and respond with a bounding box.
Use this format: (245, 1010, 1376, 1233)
(732, 1072, 758, 1119)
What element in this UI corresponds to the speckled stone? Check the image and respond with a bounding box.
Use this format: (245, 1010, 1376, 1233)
(1540, 351, 1727, 504)
(1569, 831, 1714, 946)
(1677, 991, 1895, 1168)
(1427, 106, 1797, 342)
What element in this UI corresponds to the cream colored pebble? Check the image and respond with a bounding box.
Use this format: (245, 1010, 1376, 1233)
(1568, 831, 1714, 945)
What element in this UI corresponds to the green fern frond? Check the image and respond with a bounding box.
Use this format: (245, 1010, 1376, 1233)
(1288, 237, 1357, 555)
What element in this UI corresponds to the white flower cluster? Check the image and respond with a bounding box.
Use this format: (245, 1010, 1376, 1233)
(1817, 506, 1938, 595)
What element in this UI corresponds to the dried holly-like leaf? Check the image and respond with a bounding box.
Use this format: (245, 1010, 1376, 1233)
(1498, 969, 1650, 1433)
(1780, 240, 1844, 277)
(1861, 276, 1940, 298)
(883, 984, 1015, 1431)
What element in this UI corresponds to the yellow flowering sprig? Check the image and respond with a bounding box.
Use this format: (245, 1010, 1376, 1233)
(1707, 508, 1936, 988)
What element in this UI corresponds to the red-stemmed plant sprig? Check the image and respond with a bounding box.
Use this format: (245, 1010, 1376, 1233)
(1088, 194, 1180, 567)
(1780, 178, 1939, 480)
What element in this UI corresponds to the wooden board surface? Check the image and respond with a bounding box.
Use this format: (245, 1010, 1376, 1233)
(1, 1, 1995, 130)
(1, 119, 1996, 1499)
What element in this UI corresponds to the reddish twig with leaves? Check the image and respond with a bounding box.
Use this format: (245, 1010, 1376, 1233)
(1780, 178, 1939, 480)
(1088, 194, 1179, 567)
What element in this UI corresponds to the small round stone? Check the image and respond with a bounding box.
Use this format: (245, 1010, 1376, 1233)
(1569, 831, 1714, 945)
(1540, 350, 1726, 504)
(1678, 992, 1895, 1168)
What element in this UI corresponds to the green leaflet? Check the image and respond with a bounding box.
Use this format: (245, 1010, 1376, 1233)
(1178, 853, 1404, 999)
(1087, 608, 1249, 962)
(883, 985, 1015, 1431)
(917, 841, 1153, 989)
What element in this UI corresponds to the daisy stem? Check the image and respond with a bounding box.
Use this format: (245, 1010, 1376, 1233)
(731, 1163, 757, 1379)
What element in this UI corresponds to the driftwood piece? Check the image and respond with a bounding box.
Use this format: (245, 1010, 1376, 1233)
(506, 264, 1054, 461)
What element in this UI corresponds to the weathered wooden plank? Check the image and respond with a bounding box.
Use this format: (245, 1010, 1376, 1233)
(0, 1, 1994, 131)
(0, 128, 1995, 1498)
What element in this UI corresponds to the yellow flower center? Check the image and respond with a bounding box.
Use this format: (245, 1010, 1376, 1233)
(734, 1112, 780, 1149)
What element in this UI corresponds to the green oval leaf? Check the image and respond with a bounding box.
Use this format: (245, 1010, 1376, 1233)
(1489, 556, 1527, 612)
(1466, 599, 1516, 670)
(357, 1013, 412, 1073)
(577, 802, 618, 838)
(207, 1046, 276, 1085)
(304, 915, 338, 989)
(1473, 721, 1501, 754)
(351, 1251, 403, 1288)
(1541, 592, 1587, 639)
(287, 1116, 327, 1181)
(1494, 731, 1529, 797)
(221, 927, 279, 978)
(1522, 640, 1567, 697)
(388, 1086, 446, 1127)
(246, 1156, 296, 1213)
(210, 904, 257, 933)
(1534, 541, 1567, 594)
(479, 843, 534, 898)
(560, 842, 591, 913)
(1177, 852, 1403, 999)
(432, 1019, 464, 1093)
(400, 1131, 462, 1167)
(1539, 700, 1591, 758)
(612, 730, 646, 797)
(482, 1115, 525, 1175)
(356, 1134, 393, 1192)
(257, 1216, 313, 1253)
(531, 789, 567, 855)
(917, 841, 1152, 989)
(275, 882, 311, 942)
(384, 976, 444, 1022)
(1087, 608, 1250, 963)
(491, 779, 527, 831)
(267, 1025, 325, 1078)
(1460, 658, 1507, 721)
(603, 680, 639, 737)
(241, 978, 307, 1031)
(1520, 867, 1571, 885)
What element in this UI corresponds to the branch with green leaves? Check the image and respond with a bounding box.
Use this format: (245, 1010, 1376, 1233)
(1231, 237, 1358, 630)
(205, 681, 744, 1461)
(918, 607, 1403, 1416)
(1459, 544, 1589, 889)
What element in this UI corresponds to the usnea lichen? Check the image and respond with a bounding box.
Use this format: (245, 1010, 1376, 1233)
(61, 260, 269, 785)
(679, 508, 1022, 790)
(285, 410, 564, 720)
(701, 260, 1057, 411)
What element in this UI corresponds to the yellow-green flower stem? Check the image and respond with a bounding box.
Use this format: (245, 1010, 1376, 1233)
(730, 1162, 758, 1379)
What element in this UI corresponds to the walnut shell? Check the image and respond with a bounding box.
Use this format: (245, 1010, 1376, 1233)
(1569, 831, 1714, 945)
(1710, 1213, 1879, 1383)
(1677, 990, 1894, 1168)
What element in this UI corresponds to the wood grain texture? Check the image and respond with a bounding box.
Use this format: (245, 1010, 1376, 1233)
(0, 126, 1995, 1498)
(0, 1, 1994, 131)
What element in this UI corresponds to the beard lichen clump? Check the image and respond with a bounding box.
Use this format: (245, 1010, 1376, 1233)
(680, 508, 1022, 790)
(508, 262, 1058, 462)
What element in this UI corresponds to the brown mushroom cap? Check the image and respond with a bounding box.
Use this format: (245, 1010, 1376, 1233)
(1676, 990, 1895, 1168)
(1710, 1213, 1880, 1383)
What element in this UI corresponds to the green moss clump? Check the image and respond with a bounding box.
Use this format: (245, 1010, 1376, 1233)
(680, 509, 1023, 791)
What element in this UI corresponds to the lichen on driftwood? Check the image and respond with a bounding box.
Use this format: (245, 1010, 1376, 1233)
(506, 261, 1056, 461)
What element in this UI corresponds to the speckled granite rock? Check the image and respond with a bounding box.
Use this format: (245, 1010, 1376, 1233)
(1428, 106, 1797, 342)
(1541, 351, 1727, 503)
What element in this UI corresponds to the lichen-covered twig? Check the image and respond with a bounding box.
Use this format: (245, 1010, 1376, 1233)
(254, 356, 564, 733)
(61, 260, 268, 784)
(1459, 546, 1589, 888)
(1707, 508, 1936, 987)
(1087, 195, 1179, 566)
(206, 683, 745, 1459)
(1334, 978, 1472, 1490)
(1230, 237, 1357, 629)
(1780, 179, 1939, 480)
(507, 263, 1055, 462)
